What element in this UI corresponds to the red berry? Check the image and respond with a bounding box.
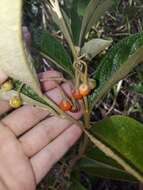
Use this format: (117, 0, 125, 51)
(59, 100, 72, 111)
(79, 83, 90, 97)
(72, 89, 83, 100)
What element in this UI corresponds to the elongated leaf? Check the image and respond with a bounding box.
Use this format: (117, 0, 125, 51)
(0, 0, 72, 118)
(33, 30, 73, 77)
(77, 0, 90, 16)
(0, 0, 41, 94)
(70, 178, 87, 190)
(81, 38, 112, 60)
(46, 0, 72, 38)
(79, 0, 113, 47)
(61, 9, 72, 37)
(86, 147, 123, 168)
(90, 32, 143, 110)
(85, 115, 143, 182)
(71, 0, 82, 45)
(45, 0, 76, 57)
(78, 153, 136, 182)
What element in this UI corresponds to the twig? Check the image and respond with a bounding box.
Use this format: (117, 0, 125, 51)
(65, 134, 89, 177)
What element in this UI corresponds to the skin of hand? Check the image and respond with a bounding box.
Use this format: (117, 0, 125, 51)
(0, 70, 82, 190)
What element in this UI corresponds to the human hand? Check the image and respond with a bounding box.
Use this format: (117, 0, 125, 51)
(0, 70, 82, 190)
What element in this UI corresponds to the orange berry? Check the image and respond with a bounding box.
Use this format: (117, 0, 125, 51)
(79, 83, 90, 97)
(59, 100, 72, 111)
(72, 89, 83, 100)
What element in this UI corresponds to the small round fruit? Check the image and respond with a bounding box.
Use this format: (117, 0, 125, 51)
(1, 80, 13, 92)
(79, 83, 90, 97)
(59, 100, 72, 112)
(9, 96, 23, 108)
(72, 89, 83, 100)
(88, 79, 96, 90)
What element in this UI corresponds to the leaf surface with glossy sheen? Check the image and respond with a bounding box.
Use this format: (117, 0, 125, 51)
(85, 115, 143, 182)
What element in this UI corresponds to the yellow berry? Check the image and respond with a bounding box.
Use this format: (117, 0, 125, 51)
(9, 96, 23, 108)
(1, 80, 13, 92)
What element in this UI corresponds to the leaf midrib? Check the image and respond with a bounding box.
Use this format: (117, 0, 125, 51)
(90, 46, 143, 111)
(84, 129, 143, 182)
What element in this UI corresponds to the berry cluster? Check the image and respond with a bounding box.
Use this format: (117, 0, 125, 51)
(0, 60, 96, 113)
(59, 57, 97, 112)
(59, 81, 96, 112)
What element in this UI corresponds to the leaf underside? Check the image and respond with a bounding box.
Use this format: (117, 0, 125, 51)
(45, 0, 74, 56)
(81, 38, 112, 60)
(0, 0, 69, 116)
(0, 0, 41, 94)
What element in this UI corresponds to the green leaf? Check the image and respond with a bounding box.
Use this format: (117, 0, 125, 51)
(61, 9, 72, 37)
(71, 0, 82, 45)
(45, 0, 76, 57)
(79, 0, 113, 47)
(86, 147, 124, 168)
(84, 115, 143, 182)
(131, 83, 143, 95)
(78, 148, 137, 182)
(70, 178, 87, 190)
(90, 32, 143, 110)
(77, 0, 90, 16)
(33, 30, 74, 77)
(79, 157, 137, 182)
(81, 38, 112, 60)
(0, 0, 41, 94)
